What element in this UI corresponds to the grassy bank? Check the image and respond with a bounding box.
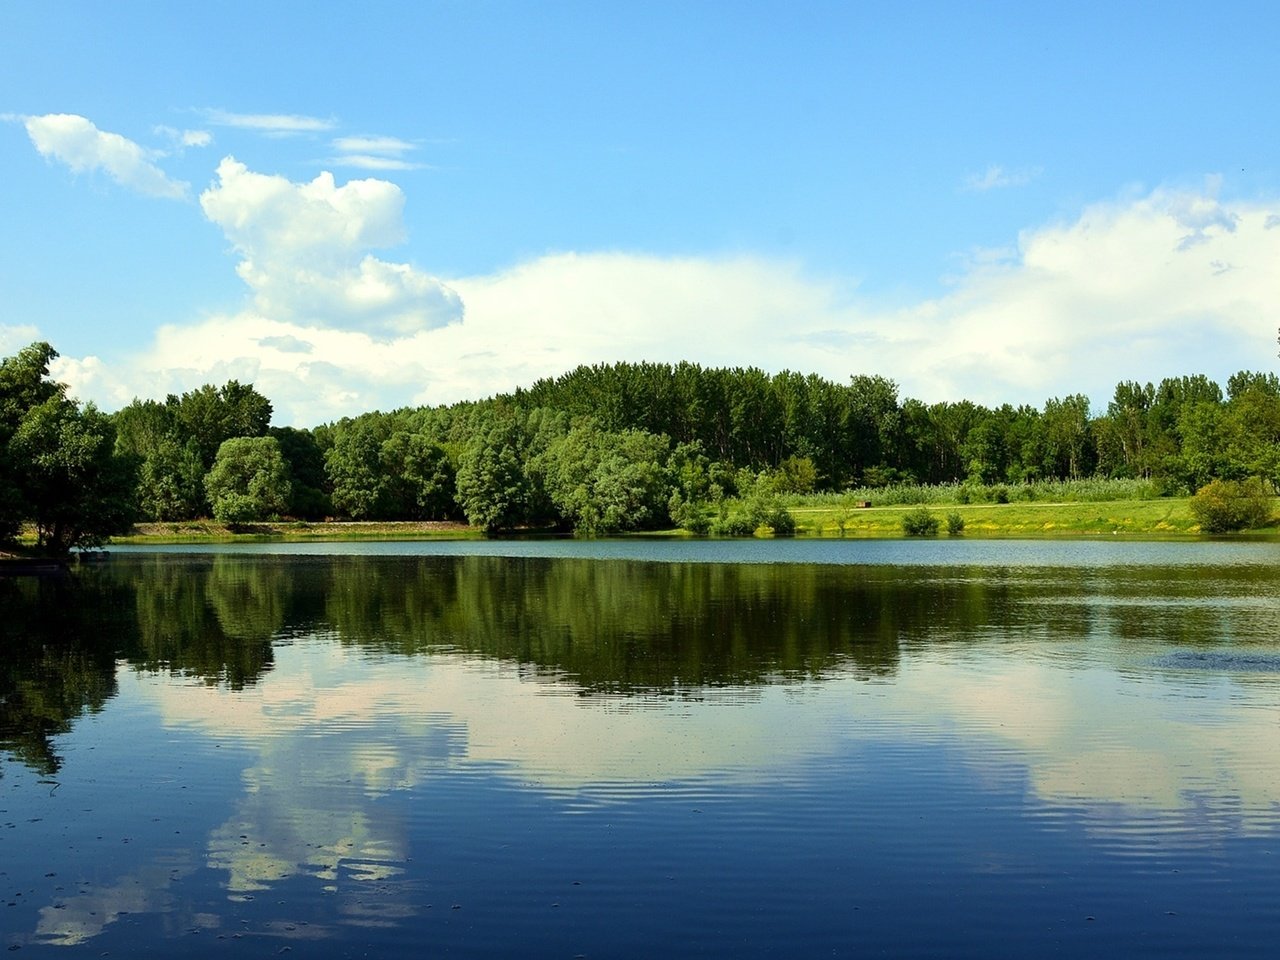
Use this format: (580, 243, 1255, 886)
(791, 497, 1199, 538)
(93, 495, 1280, 545)
(787, 496, 1280, 539)
(109, 519, 482, 544)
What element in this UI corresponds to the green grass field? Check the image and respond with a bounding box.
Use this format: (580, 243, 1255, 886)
(82, 495, 1279, 545)
(790, 497, 1230, 539)
(108, 520, 483, 544)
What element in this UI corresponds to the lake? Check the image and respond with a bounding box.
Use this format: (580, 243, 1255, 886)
(2, 539, 1279, 957)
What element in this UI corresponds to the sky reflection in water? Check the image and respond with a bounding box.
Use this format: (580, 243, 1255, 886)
(2, 543, 1278, 957)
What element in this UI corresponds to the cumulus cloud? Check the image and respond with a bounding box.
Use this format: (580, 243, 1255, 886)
(199, 157, 461, 335)
(0, 323, 41, 355)
(49, 184, 1280, 426)
(22, 113, 188, 199)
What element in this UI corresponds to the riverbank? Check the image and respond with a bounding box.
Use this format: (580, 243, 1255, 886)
(109, 519, 482, 544)
(789, 497, 1213, 538)
(90, 496, 1280, 544)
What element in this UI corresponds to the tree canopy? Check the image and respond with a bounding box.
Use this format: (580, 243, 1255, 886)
(4, 343, 1278, 540)
(0, 343, 136, 554)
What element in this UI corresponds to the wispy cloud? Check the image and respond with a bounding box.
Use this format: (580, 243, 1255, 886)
(332, 135, 416, 155)
(154, 125, 213, 150)
(964, 164, 1042, 192)
(329, 133, 427, 170)
(21, 113, 189, 200)
(203, 109, 337, 135)
(329, 154, 428, 171)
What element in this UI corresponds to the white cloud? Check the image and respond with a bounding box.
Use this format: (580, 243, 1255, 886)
(1168, 191, 1238, 249)
(51, 184, 1280, 426)
(329, 154, 427, 171)
(332, 135, 416, 155)
(204, 109, 336, 134)
(330, 133, 426, 170)
(22, 113, 188, 199)
(964, 164, 1042, 192)
(0, 323, 41, 355)
(155, 124, 213, 149)
(198, 157, 461, 335)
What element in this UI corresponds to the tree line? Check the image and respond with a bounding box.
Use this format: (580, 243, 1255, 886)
(2, 341, 1278, 552)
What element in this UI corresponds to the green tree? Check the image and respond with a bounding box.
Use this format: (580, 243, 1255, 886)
(10, 395, 137, 554)
(1219, 372, 1280, 485)
(1103, 381, 1156, 477)
(1, 342, 66, 542)
(537, 423, 671, 535)
(325, 419, 387, 518)
(204, 436, 291, 524)
(270, 425, 332, 518)
(380, 431, 457, 520)
(137, 437, 206, 521)
(173, 380, 273, 470)
(454, 412, 531, 533)
(1042, 394, 1092, 479)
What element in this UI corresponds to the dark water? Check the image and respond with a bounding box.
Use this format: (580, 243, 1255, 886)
(2, 542, 1279, 957)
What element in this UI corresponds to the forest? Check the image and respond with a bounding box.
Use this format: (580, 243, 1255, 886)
(2, 340, 1278, 552)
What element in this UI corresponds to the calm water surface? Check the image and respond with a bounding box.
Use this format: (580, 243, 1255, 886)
(2, 540, 1279, 957)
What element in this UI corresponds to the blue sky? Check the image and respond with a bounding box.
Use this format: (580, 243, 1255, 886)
(2, 1, 1278, 424)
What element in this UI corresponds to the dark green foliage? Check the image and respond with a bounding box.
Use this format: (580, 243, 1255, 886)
(380, 431, 456, 520)
(946, 512, 965, 536)
(1189, 478, 1273, 533)
(325, 419, 387, 518)
(137, 438, 205, 521)
(0, 342, 64, 543)
(536, 422, 671, 536)
(10, 396, 137, 554)
(1042, 394, 1093, 479)
(773, 454, 818, 493)
(454, 412, 533, 533)
(111, 380, 273, 520)
(270, 426, 331, 518)
(711, 473, 796, 536)
(901, 507, 940, 537)
(0, 343, 137, 553)
(173, 381, 272, 470)
(12, 339, 1280, 537)
(204, 436, 291, 523)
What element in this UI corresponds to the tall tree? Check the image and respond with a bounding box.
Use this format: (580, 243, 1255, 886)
(10, 396, 136, 554)
(1, 343, 136, 553)
(204, 436, 291, 524)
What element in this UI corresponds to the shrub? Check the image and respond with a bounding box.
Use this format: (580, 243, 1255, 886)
(946, 512, 965, 536)
(902, 506, 940, 537)
(710, 492, 796, 537)
(668, 491, 711, 535)
(1189, 478, 1274, 533)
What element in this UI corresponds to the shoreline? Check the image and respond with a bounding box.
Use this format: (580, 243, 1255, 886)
(90, 496, 1280, 544)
